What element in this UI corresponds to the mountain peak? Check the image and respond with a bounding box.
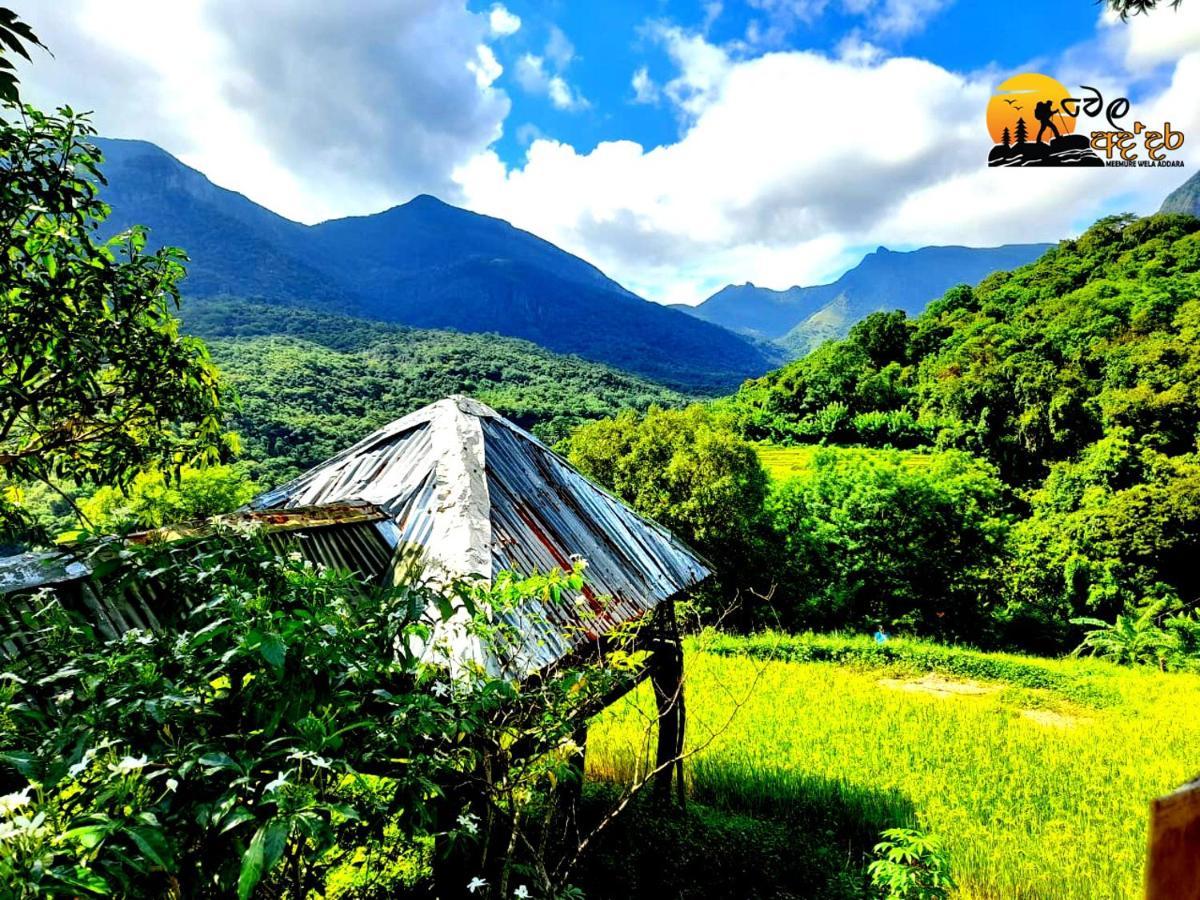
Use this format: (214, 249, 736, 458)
(404, 193, 451, 208)
(1160, 172, 1200, 217)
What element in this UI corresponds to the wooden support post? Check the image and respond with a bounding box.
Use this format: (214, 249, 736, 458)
(651, 600, 685, 805)
(1146, 776, 1200, 899)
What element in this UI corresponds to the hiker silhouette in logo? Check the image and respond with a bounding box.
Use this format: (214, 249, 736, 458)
(1033, 99, 1061, 143)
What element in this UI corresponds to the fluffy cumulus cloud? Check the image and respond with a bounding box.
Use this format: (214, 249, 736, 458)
(488, 3, 521, 38)
(19, 0, 511, 223)
(455, 8, 1200, 304)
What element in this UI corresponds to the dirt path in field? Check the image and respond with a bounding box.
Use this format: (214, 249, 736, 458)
(877, 674, 1000, 697)
(877, 675, 1088, 726)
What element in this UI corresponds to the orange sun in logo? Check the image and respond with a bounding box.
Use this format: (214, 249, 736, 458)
(986, 72, 1077, 145)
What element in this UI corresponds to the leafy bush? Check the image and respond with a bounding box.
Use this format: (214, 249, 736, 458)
(867, 829, 954, 900)
(564, 405, 772, 607)
(1072, 602, 1200, 671)
(763, 448, 1009, 638)
(0, 534, 638, 897)
(79, 464, 259, 533)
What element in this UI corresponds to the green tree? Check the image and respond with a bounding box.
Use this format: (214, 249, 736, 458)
(765, 448, 1009, 637)
(1, 104, 227, 539)
(565, 405, 771, 607)
(80, 464, 259, 533)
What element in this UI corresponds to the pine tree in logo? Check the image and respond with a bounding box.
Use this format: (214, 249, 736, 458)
(1001, 126, 1011, 148)
(1014, 117, 1028, 145)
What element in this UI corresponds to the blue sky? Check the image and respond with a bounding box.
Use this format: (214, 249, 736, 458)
(484, 1, 1101, 169)
(18, 1, 1200, 305)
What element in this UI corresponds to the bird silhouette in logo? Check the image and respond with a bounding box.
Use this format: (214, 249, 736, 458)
(1003, 98, 1017, 105)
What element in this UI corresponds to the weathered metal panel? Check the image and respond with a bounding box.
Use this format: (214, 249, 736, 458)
(0, 506, 396, 661)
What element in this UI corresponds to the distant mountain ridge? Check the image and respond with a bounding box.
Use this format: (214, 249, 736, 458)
(1160, 171, 1200, 217)
(682, 242, 1053, 357)
(93, 138, 779, 392)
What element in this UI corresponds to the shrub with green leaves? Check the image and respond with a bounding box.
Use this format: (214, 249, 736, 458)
(0, 533, 639, 898)
(867, 828, 954, 900)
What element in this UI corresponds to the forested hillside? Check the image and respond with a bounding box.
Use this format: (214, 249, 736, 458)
(724, 212, 1200, 645)
(569, 214, 1200, 652)
(191, 302, 688, 484)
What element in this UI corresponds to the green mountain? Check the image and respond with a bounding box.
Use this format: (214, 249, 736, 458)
(1160, 171, 1200, 216)
(94, 138, 779, 392)
(681, 243, 1051, 355)
(188, 301, 687, 484)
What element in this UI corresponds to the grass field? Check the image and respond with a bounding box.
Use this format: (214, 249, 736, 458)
(586, 634, 1200, 899)
(754, 443, 934, 481)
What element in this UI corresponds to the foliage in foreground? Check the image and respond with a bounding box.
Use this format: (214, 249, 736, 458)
(867, 829, 954, 900)
(0, 102, 227, 541)
(588, 640, 1200, 899)
(0, 534, 640, 898)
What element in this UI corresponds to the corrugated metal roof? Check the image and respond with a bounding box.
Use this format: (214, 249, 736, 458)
(0, 503, 398, 662)
(252, 395, 711, 675)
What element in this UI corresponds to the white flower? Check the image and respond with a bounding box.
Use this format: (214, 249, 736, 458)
(467, 877, 488, 894)
(431, 681, 451, 698)
(112, 755, 148, 774)
(457, 811, 480, 835)
(0, 789, 31, 815)
(165, 778, 179, 793)
(513, 886, 531, 899)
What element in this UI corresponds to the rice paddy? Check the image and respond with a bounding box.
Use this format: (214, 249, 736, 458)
(754, 443, 934, 481)
(586, 636, 1200, 899)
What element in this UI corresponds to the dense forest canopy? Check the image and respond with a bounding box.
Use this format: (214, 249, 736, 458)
(723, 213, 1200, 485)
(192, 301, 689, 485)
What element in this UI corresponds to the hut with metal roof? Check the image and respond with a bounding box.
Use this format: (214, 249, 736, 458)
(252, 395, 710, 795)
(0, 395, 710, 799)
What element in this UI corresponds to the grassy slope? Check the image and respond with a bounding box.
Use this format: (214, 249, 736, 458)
(755, 443, 933, 481)
(588, 635, 1199, 899)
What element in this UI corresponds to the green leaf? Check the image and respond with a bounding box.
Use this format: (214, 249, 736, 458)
(238, 829, 265, 900)
(128, 825, 172, 869)
(238, 819, 289, 900)
(260, 633, 286, 670)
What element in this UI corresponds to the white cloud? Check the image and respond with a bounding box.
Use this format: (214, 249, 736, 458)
(866, 0, 952, 39)
(19, 0, 510, 223)
(457, 15, 1200, 305)
(631, 67, 660, 104)
(512, 26, 588, 112)
(488, 4, 521, 38)
(545, 26, 576, 70)
(1100, 3, 1200, 68)
(467, 44, 503, 89)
